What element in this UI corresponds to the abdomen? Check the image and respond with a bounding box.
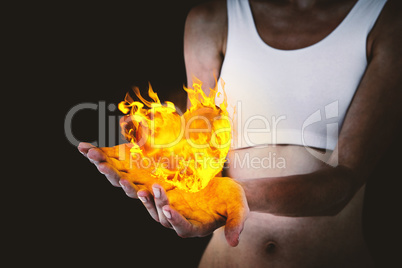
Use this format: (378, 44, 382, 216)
(199, 145, 373, 268)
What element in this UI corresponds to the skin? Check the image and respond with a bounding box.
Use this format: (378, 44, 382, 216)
(78, 141, 248, 247)
(78, 0, 402, 266)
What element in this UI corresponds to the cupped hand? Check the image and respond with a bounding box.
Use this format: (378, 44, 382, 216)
(78, 143, 249, 246)
(77, 142, 175, 221)
(151, 176, 249, 247)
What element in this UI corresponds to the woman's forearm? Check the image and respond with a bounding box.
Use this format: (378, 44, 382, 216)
(237, 165, 361, 217)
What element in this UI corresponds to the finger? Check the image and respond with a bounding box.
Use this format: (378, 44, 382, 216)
(97, 162, 123, 187)
(78, 142, 96, 157)
(100, 145, 139, 172)
(152, 184, 172, 229)
(87, 147, 127, 172)
(224, 203, 250, 247)
(161, 205, 197, 238)
(100, 143, 132, 160)
(119, 179, 141, 199)
(87, 147, 107, 164)
(138, 190, 159, 222)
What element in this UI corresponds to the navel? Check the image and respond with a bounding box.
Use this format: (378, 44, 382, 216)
(265, 241, 277, 254)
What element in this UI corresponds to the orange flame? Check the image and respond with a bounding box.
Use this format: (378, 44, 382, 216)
(118, 78, 231, 192)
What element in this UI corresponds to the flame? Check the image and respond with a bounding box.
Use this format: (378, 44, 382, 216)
(118, 78, 231, 192)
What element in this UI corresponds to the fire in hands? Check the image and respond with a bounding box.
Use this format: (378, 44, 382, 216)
(78, 79, 248, 247)
(118, 79, 231, 193)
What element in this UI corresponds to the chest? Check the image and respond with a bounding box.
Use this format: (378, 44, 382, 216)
(249, 0, 358, 50)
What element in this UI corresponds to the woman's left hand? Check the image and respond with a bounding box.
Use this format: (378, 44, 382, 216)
(135, 176, 249, 247)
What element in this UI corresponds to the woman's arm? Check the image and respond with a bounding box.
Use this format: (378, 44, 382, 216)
(238, 165, 357, 217)
(183, 1, 227, 106)
(239, 0, 402, 217)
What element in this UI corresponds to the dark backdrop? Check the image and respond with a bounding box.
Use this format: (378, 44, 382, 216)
(20, 1, 400, 267)
(42, 2, 209, 268)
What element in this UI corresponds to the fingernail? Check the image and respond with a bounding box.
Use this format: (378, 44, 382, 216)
(138, 196, 147, 203)
(119, 180, 126, 189)
(153, 187, 161, 198)
(162, 209, 171, 219)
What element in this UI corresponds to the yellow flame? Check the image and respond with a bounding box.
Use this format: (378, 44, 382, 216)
(118, 78, 231, 192)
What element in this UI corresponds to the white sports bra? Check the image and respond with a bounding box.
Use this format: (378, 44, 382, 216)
(216, 0, 387, 150)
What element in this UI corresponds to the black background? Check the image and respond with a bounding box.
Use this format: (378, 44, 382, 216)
(12, 1, 400, 267)
(23, 1, 209, 268)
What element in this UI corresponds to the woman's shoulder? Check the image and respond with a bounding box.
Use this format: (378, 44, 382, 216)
(186, 0, 227, 29)
(184, 1, 227, 56)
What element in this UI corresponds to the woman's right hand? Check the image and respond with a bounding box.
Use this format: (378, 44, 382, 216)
(77, 142, 175, 222)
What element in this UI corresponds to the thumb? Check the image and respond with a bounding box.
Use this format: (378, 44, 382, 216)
(224, 204, 249, 247)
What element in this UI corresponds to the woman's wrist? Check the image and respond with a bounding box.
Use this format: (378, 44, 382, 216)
(235, 178, 265, 212)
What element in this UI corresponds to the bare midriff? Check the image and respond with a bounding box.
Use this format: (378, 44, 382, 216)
(199, 145, 373, 268)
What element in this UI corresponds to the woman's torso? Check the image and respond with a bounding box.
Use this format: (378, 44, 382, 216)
(200, 146, 372, 268)
(198, 0, 388, 267)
